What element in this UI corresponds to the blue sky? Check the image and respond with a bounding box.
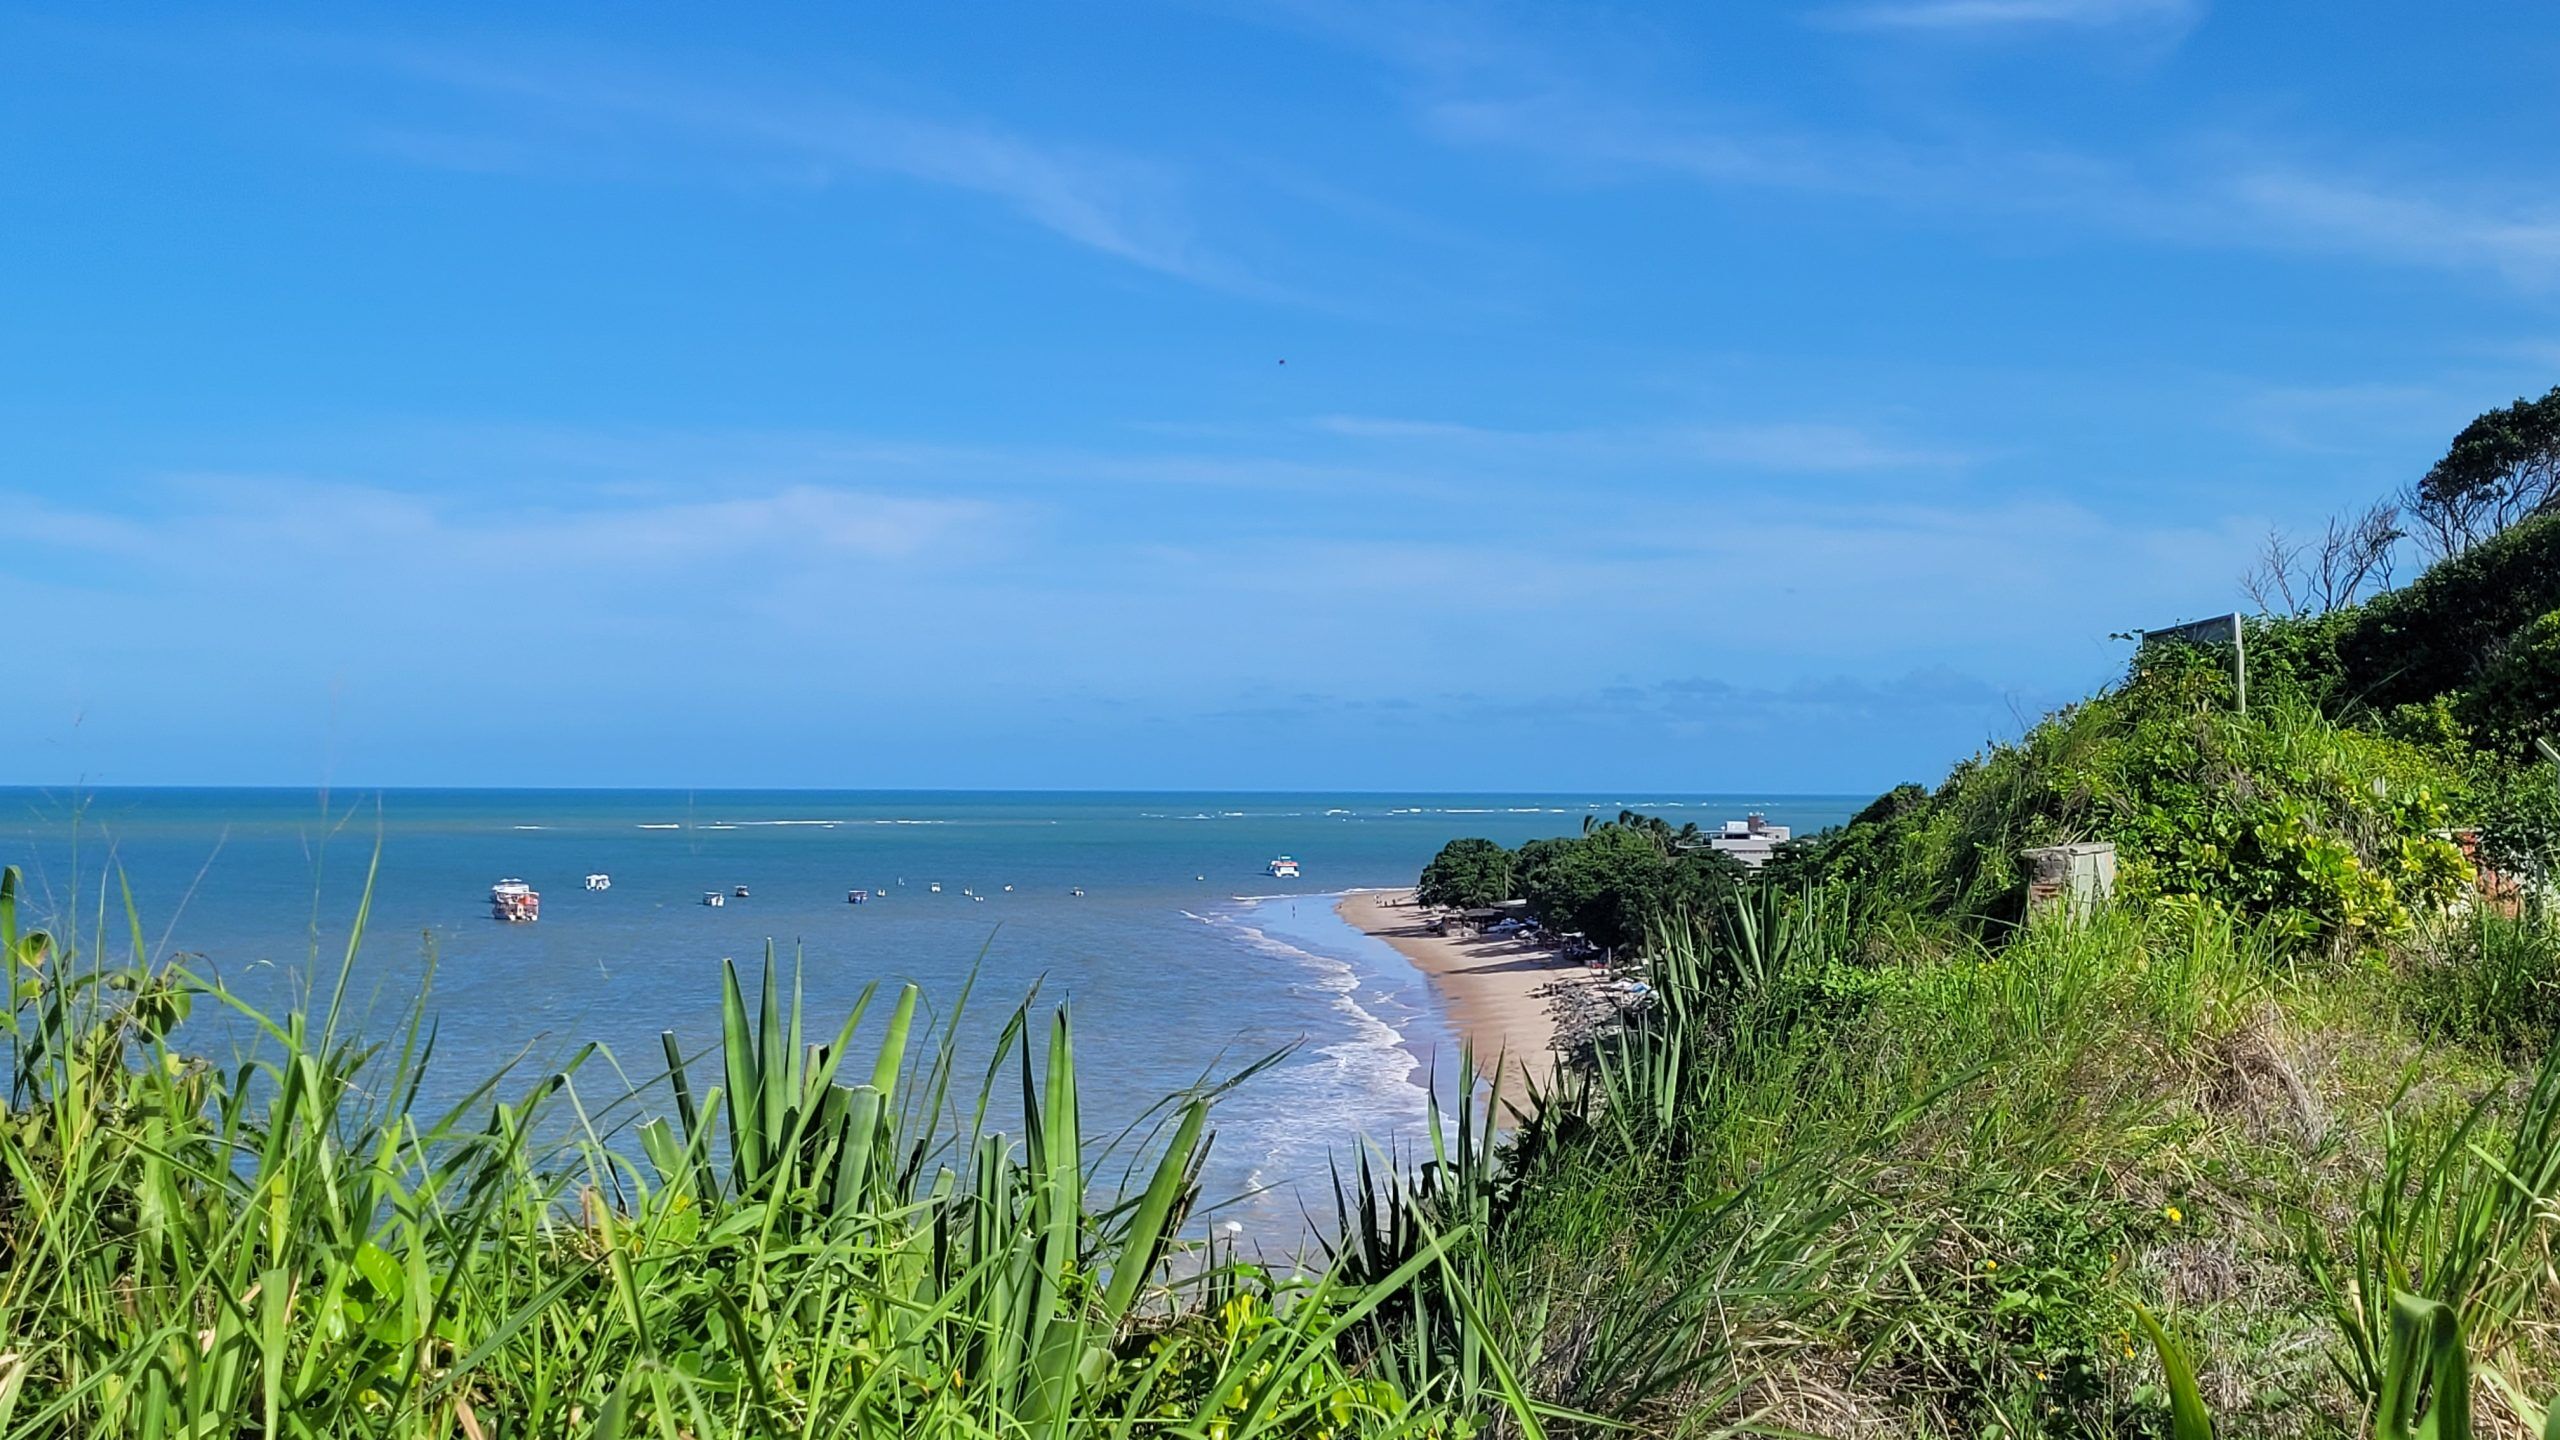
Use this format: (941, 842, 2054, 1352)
(7, 2, 2558, 791)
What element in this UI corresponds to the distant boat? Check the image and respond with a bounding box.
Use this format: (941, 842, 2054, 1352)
(1070, 887, 1085, 897)
(930, 882, 942, 893)
(491, 879, 540, 923)
(848, 889, 869, 904)
(702, 892, 726, 908)
(1266, 856, 1301, 879)
(1002, 884, 1013, 892)
(584, 873, 611, 891)
(733, 885, 750, 899)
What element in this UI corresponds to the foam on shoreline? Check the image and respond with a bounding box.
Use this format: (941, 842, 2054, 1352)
(1334, 888, 1593, 1096)
(1182, 899, 1447, 1223)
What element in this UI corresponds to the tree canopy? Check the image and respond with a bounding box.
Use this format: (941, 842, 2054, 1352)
(1415, 837, 1515, 909)
(1419, 814, 1751, 952)
(2414, 386, 2560, 556)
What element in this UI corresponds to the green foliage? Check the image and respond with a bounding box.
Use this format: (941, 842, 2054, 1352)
(1349, 888, 2340, 1434)
(1415, 838, 1515, 910)
(1516, 825, 1676, 951)
(2062, 691, 2473, 944)
(1511, 815, 1746, 951)
(1800, 649, 2475, 943)
(2462, 608, 2560, 754)
(2412, 386, 2560, 557)
(2306, 1039, 2560, 1411)
(2335, 509, 2560, 713)
(2134, 1302, 2214, 1440)
(2401, 907, 2560, 1057)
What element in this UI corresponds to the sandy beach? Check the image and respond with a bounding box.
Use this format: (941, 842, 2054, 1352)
(1335, 888, 1594, 1093)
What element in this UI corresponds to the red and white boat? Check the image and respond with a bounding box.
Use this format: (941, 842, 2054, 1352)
(490, 878, 540, 923)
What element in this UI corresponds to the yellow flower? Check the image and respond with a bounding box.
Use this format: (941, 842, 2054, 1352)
(2164, 1205, 2184, 1224)
(1982, 1259, 1998, 1271)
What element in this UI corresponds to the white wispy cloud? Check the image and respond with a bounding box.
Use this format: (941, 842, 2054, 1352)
(1306, 414, 1973, 471)
(1276, 2, 2558, 292)
(1421, 88, 2560, 289)
(1818, 0, 2198, 32)
(303, 41, 1257, 293)
(14, 476, 1001, 577)
(2213, 167, 2560, 290)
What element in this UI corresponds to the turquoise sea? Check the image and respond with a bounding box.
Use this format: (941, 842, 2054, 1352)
(0, 789, 1861, 1236)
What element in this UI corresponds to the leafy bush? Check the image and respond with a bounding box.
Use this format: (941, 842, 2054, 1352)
(2335, 510, 2560, 712)
(2059, 691, 2473, 944)
(1803, 649, 2473, 943)
(1507, 817, 1746, 951)
(2462, 608, 2560, 754)
(2472, 748, 2560, 878)
(1415, 837, 1515, 909)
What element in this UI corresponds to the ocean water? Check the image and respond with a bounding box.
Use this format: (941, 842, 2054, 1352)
(0, 789, 1862, 1237)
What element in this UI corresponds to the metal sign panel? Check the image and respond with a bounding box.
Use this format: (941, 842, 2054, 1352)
(2139, 611, 2246, 712)
(2140, 612, 2242, 650)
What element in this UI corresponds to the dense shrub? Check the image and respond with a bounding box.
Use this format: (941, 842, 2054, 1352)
(2461, 607, 2560, 753)
(1415, 836, 1515, 908)
(1515, 825, 1680, 949)
(2053, 688, 2472, 943)
(2333, 509, 2560, 710)
(2472, 751, 2560, 878)
(1449, 817, 1751, 950)
(1802, 650, 2473, 942)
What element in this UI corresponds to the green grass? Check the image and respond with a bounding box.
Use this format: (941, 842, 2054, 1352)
(1342, 888, 2560, 1437)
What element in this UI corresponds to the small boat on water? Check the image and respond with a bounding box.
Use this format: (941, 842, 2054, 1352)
(848, 889, 870, 904)
(930, 882, 942, 893)
(733, 885, 751, 899)
(491, 879, 540, 923)
(1266, 856, 1301, 879)
(1070, 887, 1086, 897)
(585, 873, 611, 891)
(702, 892, 726, 908)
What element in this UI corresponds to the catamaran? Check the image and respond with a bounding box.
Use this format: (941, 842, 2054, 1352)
(490, 879, 540, 923)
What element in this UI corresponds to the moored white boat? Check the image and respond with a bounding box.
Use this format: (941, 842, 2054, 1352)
(491, 879, 540, 923)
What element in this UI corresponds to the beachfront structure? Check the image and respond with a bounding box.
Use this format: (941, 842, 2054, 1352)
(1706, 814, 1791, 869)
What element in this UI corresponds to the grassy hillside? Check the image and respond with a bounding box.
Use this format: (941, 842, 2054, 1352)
(1374, 464, 2560, 1435)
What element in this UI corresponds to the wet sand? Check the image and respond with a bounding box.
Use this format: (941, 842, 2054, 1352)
(1335, 888, 1592, 1094)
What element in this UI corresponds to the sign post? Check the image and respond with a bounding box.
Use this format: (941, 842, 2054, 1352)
(2140, 612, 2246, 713)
